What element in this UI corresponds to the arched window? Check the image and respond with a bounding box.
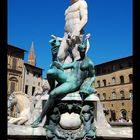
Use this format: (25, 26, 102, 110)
(103, 93, 106, 100)
(9, 77, 18, 94)
(110, 110, 116, 121)
(10, 82, 15, 94)
(97, 81, 100, 87)
(103, 80, 106, 87)
(120, 76, 124, 84)
(120, 109, 128, 121)
(120, 90, 125, 99)
(112, 77, 116, 84)
(112, 92, 116, 99)
(129, 74, 133, 83)
(129, 90, 133, 100)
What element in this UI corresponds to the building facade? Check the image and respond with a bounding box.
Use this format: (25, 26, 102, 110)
(94, 56, 133, 122)
(7, 45, 26, 96)
(23, 63, 43, 96)
(23, 42, 43, 96)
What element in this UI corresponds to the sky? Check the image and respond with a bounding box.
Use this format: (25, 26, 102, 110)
(8, 0, 132, 78)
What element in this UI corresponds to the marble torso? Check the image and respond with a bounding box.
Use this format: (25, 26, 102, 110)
(64, 0, 86, 34)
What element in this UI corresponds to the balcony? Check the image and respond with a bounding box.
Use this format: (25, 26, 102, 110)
(8, 64, 23, 73)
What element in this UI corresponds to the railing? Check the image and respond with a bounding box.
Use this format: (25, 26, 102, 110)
(7, 65, 23, 72)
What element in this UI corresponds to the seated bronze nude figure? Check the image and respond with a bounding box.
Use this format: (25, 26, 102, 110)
(31, 36, 96, 128)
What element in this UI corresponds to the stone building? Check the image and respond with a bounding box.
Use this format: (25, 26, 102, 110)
(7, 44, 26, 96)
(23, 42, 43, 96)
(94, 56, 133, 123)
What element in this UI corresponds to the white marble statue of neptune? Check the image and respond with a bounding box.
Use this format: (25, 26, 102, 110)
(58, 0, 88, 63)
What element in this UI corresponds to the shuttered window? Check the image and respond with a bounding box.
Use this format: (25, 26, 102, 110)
(12, 58, 17, 70)
(10, 82, 15, 94)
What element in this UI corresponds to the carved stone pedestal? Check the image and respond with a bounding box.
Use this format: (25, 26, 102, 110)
(41, 91, 98, 140)
(8, 92, 132, 139)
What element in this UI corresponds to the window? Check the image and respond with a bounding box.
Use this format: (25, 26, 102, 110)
(25, 85, 28, 94)
(96, 67, 101, 75)
(119, 63, 127, 69)
(112, 92, 116, 99)
(107, 68, 111, 73)
(121, 110, 127, 120)
(120, 76, 124, 84)
(103, 80, 106, 87)
(120, 91, 125, 99)
(10, 82, 15, 94)
(12, 58, 17, 70)
(110, 110, 116, 121)
(32, 87, 35, 96)
(103, 93, 106, 100)
(119, 64, 123, 69)
(129, 74, 133, 83)
(112, 77, 116, 84)
(112, 65, 116, 71)
(129, 90, 133, 100)
(102, 68, 106, 74)
(97, 81, 100, 87)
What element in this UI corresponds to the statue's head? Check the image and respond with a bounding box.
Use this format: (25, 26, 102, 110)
(49, 38, 61, 47)
(71, 0, 82, 5)
(78, 42, 87, 53)
(71, 0, 79, 4)
(81, 105, 91, 121)
(53, 107, 59, 114)
(51, 107, 60, 122)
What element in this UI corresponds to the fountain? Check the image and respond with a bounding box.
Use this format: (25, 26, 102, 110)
(8, 0, 132, 139)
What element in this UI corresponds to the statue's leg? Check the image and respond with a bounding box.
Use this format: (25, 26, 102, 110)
(31, 82, 78, 127)
(57, 35, 69, 63)
(72, 44, 80, 60)
(71, 33, 84, 61)
(40, 82, 78, 119)
(47, 69, 56, 91)
(47, 68, 67, 87)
